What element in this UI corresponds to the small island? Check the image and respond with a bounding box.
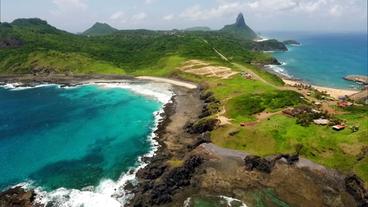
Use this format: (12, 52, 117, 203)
(283, 40, 301, 46)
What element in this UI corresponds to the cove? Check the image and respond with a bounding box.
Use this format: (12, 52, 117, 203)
(0, 84, 162, 191)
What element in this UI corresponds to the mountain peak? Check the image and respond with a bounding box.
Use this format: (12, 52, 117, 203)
(220, 13, 258, 40)
(11, 18, 49, 27)
(10, 18, 62, 34)
(235, 13, 246, 28)
(83, 22, 118, 36)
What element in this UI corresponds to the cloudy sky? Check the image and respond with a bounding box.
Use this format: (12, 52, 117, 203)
(2, 0, 367, 33)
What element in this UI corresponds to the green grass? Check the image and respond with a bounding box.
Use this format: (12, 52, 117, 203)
(1, 50, 125, 74)
(227, 90, 303, 122)
(206, 62, 368, 182)
(209, 75, 276, 100)
(0, 19, 278, 75)
(131, 55, 185, 77)
(212, 108, 368, 182)
(233, 63, 285, 87)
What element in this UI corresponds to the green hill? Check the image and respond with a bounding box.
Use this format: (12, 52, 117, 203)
(0, 17, 282, 75)
(220, 13, 258, 40)
(11, 18, 64, 34)
(82, 22, 118, 36)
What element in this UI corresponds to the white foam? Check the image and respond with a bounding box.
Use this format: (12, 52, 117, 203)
(95, 82, 173, 104)
(0, 83, 60, 91)
(220, 196, 248, 207)
(183, 197, 192, 207)
(254, 36, 269, 42)
(7, 81, 174, 207)
(264, 64, 292, 78)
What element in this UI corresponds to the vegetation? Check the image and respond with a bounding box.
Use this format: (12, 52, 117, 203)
(227, 90, 303, 121)
(1, 16, 366, 184)
(0, 18, 278, 75)
(206, 72, 368, 182)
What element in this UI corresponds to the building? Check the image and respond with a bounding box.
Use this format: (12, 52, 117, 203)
(332, 125, 346, 131)
(337, 101, 353, 108)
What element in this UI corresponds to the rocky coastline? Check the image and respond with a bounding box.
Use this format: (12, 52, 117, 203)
(0, 74, 367, 207)
(344, 75, 368, 85)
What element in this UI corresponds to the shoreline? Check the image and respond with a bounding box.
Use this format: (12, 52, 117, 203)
(0, 75, 196, 206)
(0, 74, 365, 206)
(282, 78, 360, 99)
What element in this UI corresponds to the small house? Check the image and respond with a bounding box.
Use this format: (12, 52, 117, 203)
(333, 125, 346, 131)
(337, 101, 353, 108)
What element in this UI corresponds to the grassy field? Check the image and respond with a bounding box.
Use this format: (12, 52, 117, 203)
(172, 61, 368, 183)
(200, 64, 368, 183)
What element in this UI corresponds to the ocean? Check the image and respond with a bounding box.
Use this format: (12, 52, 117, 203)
(262, 32, 367, 89)
(0, 82, 172, 206)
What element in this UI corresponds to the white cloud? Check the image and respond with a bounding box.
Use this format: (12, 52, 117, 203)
(53, 0, 88, 11)
(163, 14, 174, 21)
(145, 0, 156, 4)
(329, 5, 343, 16)
(132, 12, 147, 21)
(110, 11, 124, 20)
(179, 0, 360, 19)
(180, 2, 240, 20)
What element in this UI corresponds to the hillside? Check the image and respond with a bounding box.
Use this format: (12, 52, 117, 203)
(82, 22, 118, 36)
(0, 17, 284, 75)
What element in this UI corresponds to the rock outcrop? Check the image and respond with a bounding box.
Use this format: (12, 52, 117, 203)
(186, 118, 220, 134)
(0, 37, 23, 48)
(132, 155, 204, 206)
(345, 174, 368, 207)
(220, 13, 259, 40)
(0, 187, 37, 207)
(344, 75, 368, 85)
(244, 154, 300, 173)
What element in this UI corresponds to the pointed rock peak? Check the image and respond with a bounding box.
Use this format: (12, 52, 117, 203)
(235, 13, 246, 28)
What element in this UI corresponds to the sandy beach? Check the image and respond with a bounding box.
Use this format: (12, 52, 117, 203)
(136, 76, 198, 89)
(282, 78, 359, 99)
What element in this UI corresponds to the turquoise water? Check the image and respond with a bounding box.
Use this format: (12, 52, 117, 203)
(264, 32, 367, 89)
(0, 84, 162, 191)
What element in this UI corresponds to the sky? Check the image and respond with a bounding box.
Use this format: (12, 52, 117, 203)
(1, 0, 367, 33)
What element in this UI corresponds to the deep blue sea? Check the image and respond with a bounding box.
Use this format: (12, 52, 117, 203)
(0, 83, 167, 205)
(262, 32, 368, 89)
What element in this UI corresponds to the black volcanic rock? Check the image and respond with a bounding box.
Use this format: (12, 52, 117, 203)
(0, 187, 37, 207)
(345, 174, 368, 207)
(244, 155, 274, 173)
(0, 37, 23, 48)
(132, 155, 204, 206)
